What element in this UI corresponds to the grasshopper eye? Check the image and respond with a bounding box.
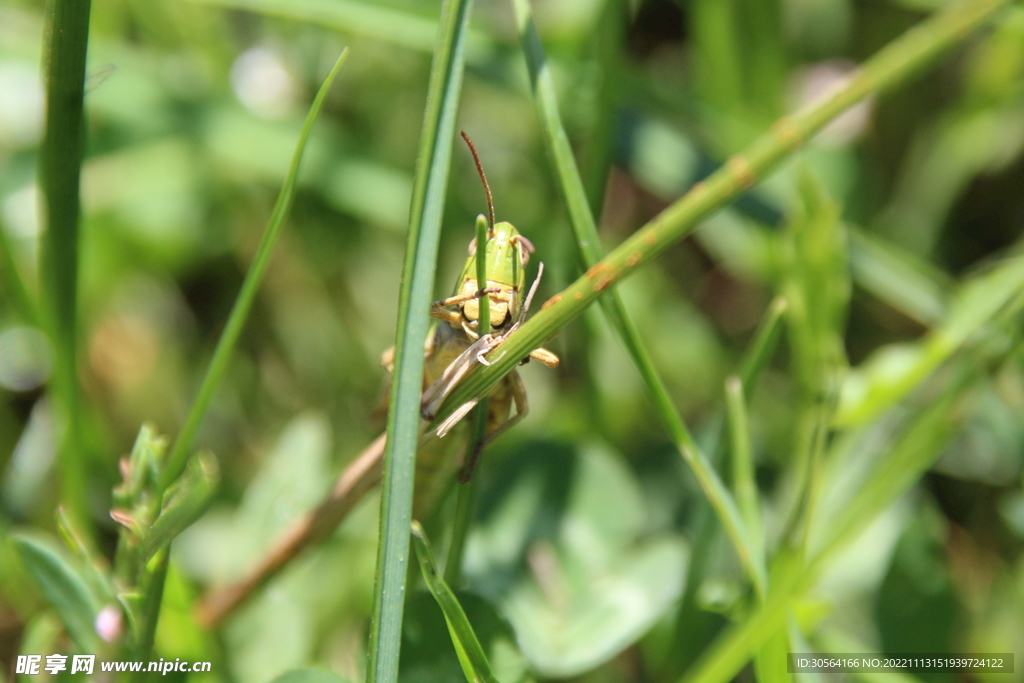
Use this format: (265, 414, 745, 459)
(512, 234, 535, 254)
(511, 234, 534, 268)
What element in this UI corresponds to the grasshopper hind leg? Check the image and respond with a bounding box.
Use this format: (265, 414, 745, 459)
(458, 371, 528, 483)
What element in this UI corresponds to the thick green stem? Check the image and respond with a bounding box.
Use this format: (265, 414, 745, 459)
(40, 0, 92, 535)
(366, 0, 474, 679)
(131, 548, 170, 671)
(725, 376, 762, 567)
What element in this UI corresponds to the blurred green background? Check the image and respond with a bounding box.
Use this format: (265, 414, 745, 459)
(1, 0, 1024, 681)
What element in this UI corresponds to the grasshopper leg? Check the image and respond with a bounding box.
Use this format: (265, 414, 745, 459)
(422, 333, 501, 425)
(434, 398, 480, 439)
(430, 307, 463, 325)
(431, 286, 501, 311)
(528, 347, 559, 368)
(458, 371, 528, 483)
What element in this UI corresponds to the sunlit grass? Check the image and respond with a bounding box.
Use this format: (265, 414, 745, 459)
(2, 1, 1023, 683)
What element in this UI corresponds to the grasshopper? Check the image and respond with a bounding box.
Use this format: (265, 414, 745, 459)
(387, 132, 558, 508)
(197, 134, 556, 626)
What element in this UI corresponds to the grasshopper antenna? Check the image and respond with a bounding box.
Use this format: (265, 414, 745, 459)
(461, 131, 495, 234)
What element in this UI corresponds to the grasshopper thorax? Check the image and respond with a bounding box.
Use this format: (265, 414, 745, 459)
(456, 221, 533, 338)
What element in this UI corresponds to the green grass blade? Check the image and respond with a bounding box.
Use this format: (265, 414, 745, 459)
(682, 304, 1024, 683)
(778, 166, 849, 554)
(657, 293, 788, 679)
(366, 0, 474, 680)
(847, 225, 950, 327)
(412, 522, 500, 683)
(512, 0, 599, 268)
(140, 451, 219, 563)
(437, 0, 1012, 436)
(512, 0, 765, 598)
(182, 0, 489, 60)
(0, 215, 38, 326)
(125, 53, 347, 667)
(580, 0, 625, 214)
(680, 548, 806, 683)
(837, 252, 1024, 426)
(814, 376, 970, 567)
(475, 213, 490, 337)
(725, 376, 762, 556)
(444, 214, 490, 586)
(680, 377, 972, 683)
(39, 0, 92, 534)
(160, 50, 348, 491)
(737, 296, 787, 392)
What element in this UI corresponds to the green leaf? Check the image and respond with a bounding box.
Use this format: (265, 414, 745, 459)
(816, 381, 966, 564)
(12, 532, 101, 652)
(225, 587, 314, 683)
(269, 669, 354, 683)
(876, 509, 959, 654)
(754, 627, 793, 683)
(140, 450, 220, 562)
(55, 506, 115, 605)
(466, 442, 688, 678)
(411, 522, 500, 683)
(174, 412, 332, 583)
(115, 423, 168, 509)
(506, 536, 687, 678)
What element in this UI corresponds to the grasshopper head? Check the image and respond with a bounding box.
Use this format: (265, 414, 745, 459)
(483, 222, 528, 291)
(456, 221, 533, 336)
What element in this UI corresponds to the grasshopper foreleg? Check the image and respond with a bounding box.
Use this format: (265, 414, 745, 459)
(432, 285, 501, 309)
(421, 333, 502, 427)
(433, 399, 480, 439)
